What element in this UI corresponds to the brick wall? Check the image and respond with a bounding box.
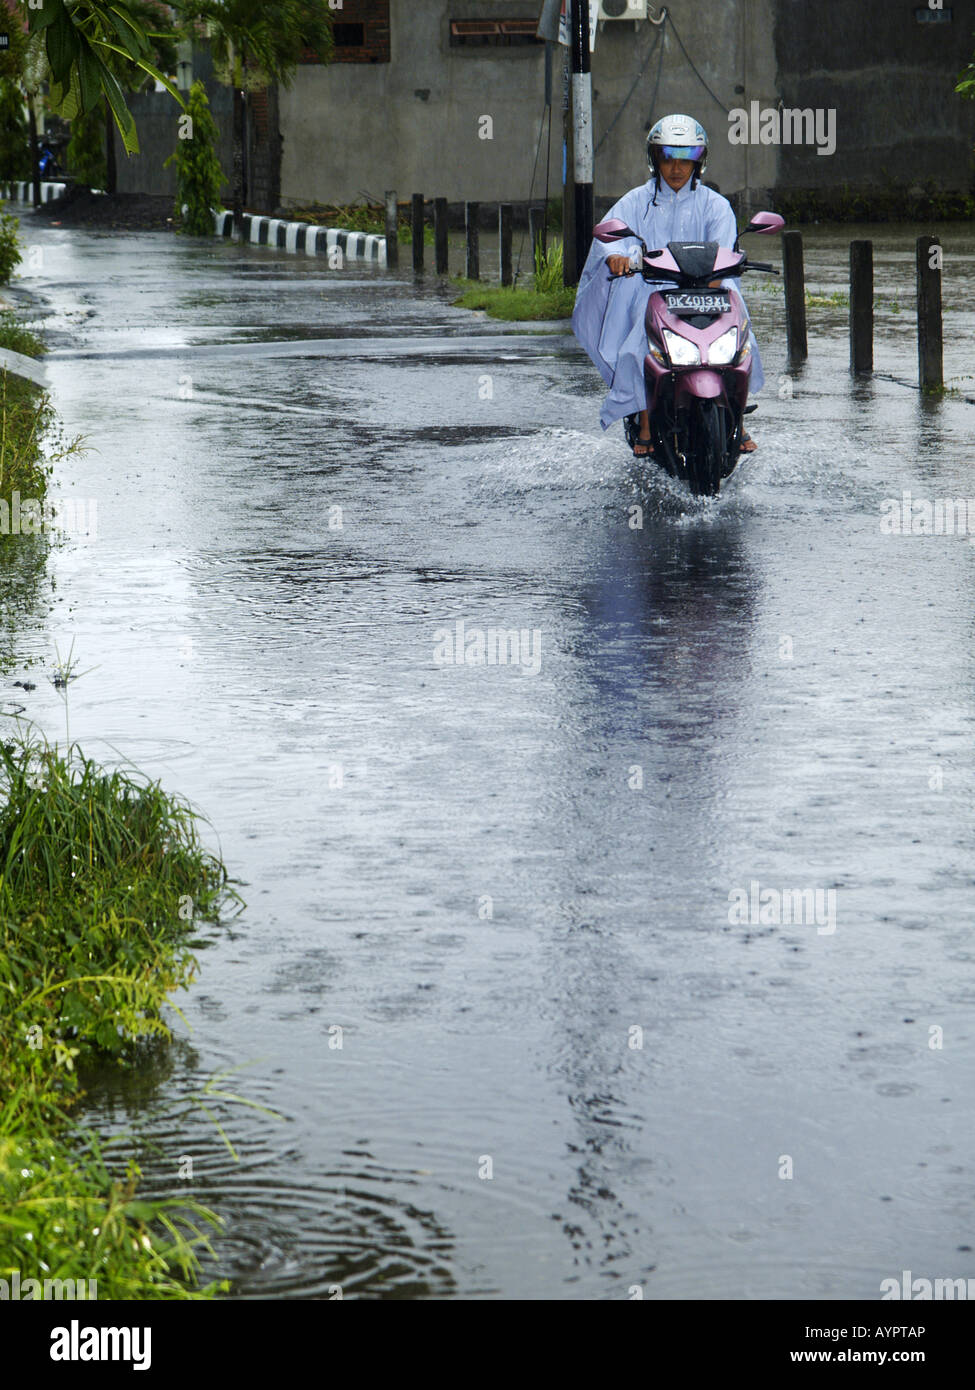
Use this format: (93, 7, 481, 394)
(301, 0, 390, 64)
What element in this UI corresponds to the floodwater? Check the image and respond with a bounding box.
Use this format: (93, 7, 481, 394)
(4, 214, 975, 1299)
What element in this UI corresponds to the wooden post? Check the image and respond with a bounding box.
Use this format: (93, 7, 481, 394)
(385, 190, 399, 268)
(916, 235, 943, 392)
(499, 204, 513, 287)
(529, 206, 546, 278)
(411, 193, 424, 271)
(465, 202, 480, 280)
(782, 230, 807, 364)
(849, 239, 873, 375)
(434, 197, 448, 274)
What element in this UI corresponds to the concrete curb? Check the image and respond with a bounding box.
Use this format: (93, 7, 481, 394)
(0, 185, 388, 265)
(0, 346, 49, 388)
(1, 181, 69, 204)
(212, 209, 387, 265)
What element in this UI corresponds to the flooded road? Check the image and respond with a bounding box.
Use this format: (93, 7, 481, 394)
(5, 216, 975, 1299)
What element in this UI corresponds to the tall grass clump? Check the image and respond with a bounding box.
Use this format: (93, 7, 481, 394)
(532, 237, 564, 294)
(0, 736, 241, 1296)
(0, 736, 238, 1105)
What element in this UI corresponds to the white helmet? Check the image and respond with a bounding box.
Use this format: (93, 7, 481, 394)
(646, 113, 709, 188)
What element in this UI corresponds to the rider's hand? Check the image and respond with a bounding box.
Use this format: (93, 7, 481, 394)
(607, 255, 633, 277)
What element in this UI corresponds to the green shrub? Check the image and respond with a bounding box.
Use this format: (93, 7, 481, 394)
(165, 81, 226, 237)
(0, 211, 22, 286)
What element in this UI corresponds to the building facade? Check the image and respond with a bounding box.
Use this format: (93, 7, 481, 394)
(114, 1, 975, 214)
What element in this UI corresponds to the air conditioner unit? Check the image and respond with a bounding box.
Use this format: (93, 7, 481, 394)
(597, 0, 649, 19)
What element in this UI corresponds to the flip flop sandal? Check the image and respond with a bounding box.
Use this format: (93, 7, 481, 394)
(740, 432, 758, 453)
(632, 435, 654, 457)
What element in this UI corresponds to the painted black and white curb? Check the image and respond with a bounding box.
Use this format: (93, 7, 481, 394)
(1, 181, 68, 204)
(212, 209, 387, 264)
(0, 184, 387, 265)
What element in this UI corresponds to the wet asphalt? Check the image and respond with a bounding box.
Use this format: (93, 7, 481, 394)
(4, 213, 975, 1299)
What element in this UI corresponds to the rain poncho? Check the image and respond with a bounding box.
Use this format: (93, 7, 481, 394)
(572, 176, 765, 430)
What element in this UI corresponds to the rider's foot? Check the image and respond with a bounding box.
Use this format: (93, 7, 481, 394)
(633, 434, 654, 457)
(740, 432, 757, 453)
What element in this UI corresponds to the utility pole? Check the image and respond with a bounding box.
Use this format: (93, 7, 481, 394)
(569, 0, 594, 285)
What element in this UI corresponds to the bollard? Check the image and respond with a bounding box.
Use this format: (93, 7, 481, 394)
(782, 230, 808, 364)
(385, 190, 399, 268)
(434, 197, 448, 275)
(849, 239, 873, 374)
(916, 235, 943, 392)
(465, 202, 480, 280)
(411, 193, 424, 271)
(499, 204, 513, 287)
(529, 206, 546, 278)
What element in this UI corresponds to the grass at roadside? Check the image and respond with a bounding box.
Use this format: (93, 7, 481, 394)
(0, 735, 242, 1297)
(0, 313, 52, 509)
(451, 237, 576, 321)
(450, 281, 576, 321)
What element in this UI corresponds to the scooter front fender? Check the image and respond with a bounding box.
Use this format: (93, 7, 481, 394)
(674, 370, 724, 402)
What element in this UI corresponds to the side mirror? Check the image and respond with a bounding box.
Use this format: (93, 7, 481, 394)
(593, 218, 637, 243)
(741, 211, 785, 236)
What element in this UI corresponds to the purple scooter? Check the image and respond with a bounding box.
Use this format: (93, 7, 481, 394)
(593, 211, 785, 496)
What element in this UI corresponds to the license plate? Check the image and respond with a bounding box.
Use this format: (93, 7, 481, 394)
(664, 290, 731, 315)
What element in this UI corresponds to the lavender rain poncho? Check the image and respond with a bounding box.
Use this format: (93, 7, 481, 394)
(571, 177, 765, 430)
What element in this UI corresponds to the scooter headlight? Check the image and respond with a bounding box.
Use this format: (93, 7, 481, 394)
(661, 329, 701, 366)
(708, 327, 739, 365)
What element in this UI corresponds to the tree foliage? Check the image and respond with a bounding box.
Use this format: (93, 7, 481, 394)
(0, 78, 30, 180)
(174, 1, 334, 87)
(25, 1, 185, 156)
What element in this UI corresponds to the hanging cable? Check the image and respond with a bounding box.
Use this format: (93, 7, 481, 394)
(665, 9, 732, 115)
(594, 19, 663, 157)
(514, 96, 550, 283)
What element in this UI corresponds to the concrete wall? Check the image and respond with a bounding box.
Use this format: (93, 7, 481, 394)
(110, 1, 975, 209)
(773, 0, 975, 192)
(113, 45, 281, 211)
(279, 0, 780, 209)
(115, 46, 233, 199)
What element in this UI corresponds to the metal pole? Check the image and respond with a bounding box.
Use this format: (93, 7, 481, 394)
(385, 190, 399, 268)
(569, 0, 593, 285)
(782, 230, 808, 364)
(849, 239, 873, 375)
(916, 235, 943, 392)
(465, 202, 480, 280)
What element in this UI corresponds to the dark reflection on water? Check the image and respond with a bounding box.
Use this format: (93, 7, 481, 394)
(0, 536, 51, 680)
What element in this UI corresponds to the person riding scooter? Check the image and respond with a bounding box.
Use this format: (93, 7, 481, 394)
(572, 114, 764, 457)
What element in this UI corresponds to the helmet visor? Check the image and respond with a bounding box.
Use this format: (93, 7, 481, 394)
(659, 144, 705, 162)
